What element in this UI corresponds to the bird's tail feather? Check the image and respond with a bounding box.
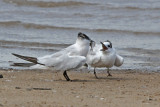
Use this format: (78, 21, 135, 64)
(11, 63, 35, 67)
(12, 53, 44, 65)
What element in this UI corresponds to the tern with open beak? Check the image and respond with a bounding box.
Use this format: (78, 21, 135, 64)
(87, 40, 124, 78)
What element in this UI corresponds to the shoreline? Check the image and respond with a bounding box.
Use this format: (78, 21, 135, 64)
(0, 69, 160, 107)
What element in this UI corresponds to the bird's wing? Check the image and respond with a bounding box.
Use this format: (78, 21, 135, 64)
(37, 44, 77, 65)
(38, 52, 86, 71)
(87, 44, 102, 65)
(114, 54, 124, 67)
(37, 51, 64, 67)
(57, 54, 86, 71)
(87, 53, 101, 65)
(11, 62, 35, 67)
(38, 44, 86, 71)
(12, 53, 44, 65)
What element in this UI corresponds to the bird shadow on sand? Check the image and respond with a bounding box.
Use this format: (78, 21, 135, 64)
(53, 79, 94, 82)
(98, 77, 129, 80)
(88, 76, 131, 81)
(53, 77, 130, 82)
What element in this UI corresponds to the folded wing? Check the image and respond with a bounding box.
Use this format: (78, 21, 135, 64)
(114, 54, 124, 67)
(38, 52, 86, 71)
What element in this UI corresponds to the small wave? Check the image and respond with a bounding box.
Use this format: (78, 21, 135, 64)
(0, 21, 21, 26)
(0, 40, 71, 52)
(73, 13, 93, 17)
(94, 29, 160, 36)
(0, 21, 78, 30)
(104, 3, 160, 11)
(3, 0, 96, 7)
(0, 40, 70, 48)
(1, 21, 160, 36)
(119, 6, 160, 11)
(123, 48, 160, 56)
(0, 45, 58, 52)
(124, 6, 160, 10)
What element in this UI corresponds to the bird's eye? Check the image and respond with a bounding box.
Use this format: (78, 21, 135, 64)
(108, 45, 110, 47)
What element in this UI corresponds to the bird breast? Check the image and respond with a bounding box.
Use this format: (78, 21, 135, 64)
(94, 52, 116, 68)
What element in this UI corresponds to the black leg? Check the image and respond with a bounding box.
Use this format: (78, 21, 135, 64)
(94, 68, 98, 79)
(63, 71, 71, 81)
(107, 68, 112, 77)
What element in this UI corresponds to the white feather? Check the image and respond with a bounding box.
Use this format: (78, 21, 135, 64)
(33, 34, 91, 71)
(87, 41, 123, 69)
(114, 54, 124, 67)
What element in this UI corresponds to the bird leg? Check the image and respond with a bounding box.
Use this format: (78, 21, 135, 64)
(63, 71, 71, 81)
(107, 68, 112, 76)
(94, 68, 98, 79)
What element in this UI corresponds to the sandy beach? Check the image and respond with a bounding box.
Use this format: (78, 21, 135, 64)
(0, 69, 160, 107)
(0, 0, 160, 107)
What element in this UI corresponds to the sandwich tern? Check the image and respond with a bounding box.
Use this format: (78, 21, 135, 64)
(12, 32, 94, 81)
(87, 40, 124, 78)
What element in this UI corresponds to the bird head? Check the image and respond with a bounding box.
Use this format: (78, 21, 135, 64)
(100, 40, 112, 51)
(77, 32, 94, 47)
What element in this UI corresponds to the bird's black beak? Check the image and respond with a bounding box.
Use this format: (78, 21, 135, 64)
(90, 40, 95, 50)
(100, 42, 108, 51)
(90, 40, 95, 46)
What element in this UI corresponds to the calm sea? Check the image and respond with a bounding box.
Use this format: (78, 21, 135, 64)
(0, 0, 160, 71)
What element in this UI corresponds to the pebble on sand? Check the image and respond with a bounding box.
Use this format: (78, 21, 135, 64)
(0, 74, 3, 78)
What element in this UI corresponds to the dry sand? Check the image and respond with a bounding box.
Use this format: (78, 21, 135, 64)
(0, 69, 160, 107)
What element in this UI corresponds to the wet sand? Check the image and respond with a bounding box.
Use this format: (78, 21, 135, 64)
(0, 69, 160, 107)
